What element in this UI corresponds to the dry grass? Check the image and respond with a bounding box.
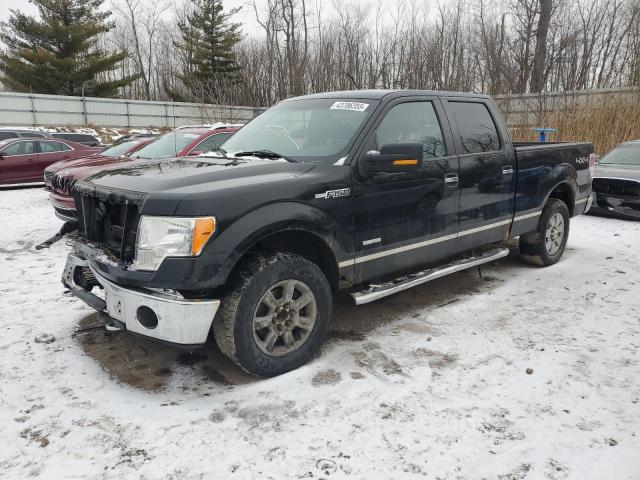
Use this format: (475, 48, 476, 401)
(503, 90, 640, 156)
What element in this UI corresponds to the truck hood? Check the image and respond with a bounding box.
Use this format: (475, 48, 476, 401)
(85, 156, 315, 194)
(594, 164, 640, 181)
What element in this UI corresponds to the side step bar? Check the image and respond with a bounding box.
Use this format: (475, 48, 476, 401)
(350, 247, 510, 305)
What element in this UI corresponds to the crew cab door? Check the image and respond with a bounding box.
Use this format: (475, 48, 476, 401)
(443, 99, 516, 250)
(0, 140, 38, 185)
(351, 98, 460, 282)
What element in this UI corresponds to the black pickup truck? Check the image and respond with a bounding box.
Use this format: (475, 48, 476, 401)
(61, 90, 594, 377)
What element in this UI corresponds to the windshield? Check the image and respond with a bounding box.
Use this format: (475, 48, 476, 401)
(101, 140, 141, 157)
(599, 144, 640, 166)
(131, 131, 202, 159)
(220, 98, 378, 163)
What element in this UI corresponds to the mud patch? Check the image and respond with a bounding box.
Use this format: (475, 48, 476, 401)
(412, 348, 458, 370)
(75, 313, 253, 392)
(311, 369, 342, 387)
(20, 427, 49, 448)
(234, 400, 301, 431)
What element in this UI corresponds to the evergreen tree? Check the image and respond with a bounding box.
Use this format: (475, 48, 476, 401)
(174, 0, 243, 103)
(0, 0, 138, 97)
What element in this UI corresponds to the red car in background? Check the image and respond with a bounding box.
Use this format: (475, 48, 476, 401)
(44, 126, 239, 221)
(44, 136, 155, 221)
(127, 126, 238, 160)
(0, 138, 102, 187)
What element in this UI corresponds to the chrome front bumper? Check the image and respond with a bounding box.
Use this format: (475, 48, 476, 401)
(62, 253, 219, 346)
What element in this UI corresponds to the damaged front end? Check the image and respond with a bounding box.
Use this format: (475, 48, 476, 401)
(61, 183, 220, 347)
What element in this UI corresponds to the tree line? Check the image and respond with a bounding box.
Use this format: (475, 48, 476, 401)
(1, 0, 639, 107)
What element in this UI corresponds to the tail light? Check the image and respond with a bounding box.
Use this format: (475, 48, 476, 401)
(589, 153, 597, 176)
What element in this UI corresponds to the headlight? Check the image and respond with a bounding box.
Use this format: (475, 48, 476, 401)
(133, 216, 216, 271)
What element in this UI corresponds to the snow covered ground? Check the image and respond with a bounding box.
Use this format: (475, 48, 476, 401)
(0, 188, 639, 479)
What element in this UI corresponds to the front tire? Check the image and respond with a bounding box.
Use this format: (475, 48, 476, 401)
(213, 252, 332, 377)
(520, 198, 570, 266)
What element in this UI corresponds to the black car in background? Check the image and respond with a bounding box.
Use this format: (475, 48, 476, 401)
(590, 140, 640, 220)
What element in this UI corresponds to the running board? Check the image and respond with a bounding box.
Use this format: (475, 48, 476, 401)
(350, 247, 510, 305)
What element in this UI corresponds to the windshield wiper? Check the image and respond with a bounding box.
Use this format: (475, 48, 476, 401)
(233, 150, 297, 162)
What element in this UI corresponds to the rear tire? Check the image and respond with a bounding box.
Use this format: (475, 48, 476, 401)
(520, 198, 570, 266)
(213, 252, 332, 377)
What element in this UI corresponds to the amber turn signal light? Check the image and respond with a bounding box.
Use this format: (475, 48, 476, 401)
(191, 217, 216, 255)
(392, 159, 418, 166)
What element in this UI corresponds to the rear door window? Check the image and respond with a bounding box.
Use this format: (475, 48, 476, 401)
(449, 102, 501, 154)
(40, 141, 72, 152)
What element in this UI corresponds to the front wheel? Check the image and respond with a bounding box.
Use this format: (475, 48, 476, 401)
(520, 198, 570, 266)
(213, 252, 332, 377)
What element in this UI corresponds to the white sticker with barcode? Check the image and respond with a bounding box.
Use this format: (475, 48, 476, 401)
(330, 101, 369, 112)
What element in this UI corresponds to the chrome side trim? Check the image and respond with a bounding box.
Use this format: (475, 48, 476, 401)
(457, 219, 511, 238)
(0, 181, 44, 188)
(338, 215, 529, 269)
(575, 197, 588, 205)
(362, 238, 381, 246)
(351, 247, 510, 305)
(513, 211, 542, 221)
(353, 232, 458, 265)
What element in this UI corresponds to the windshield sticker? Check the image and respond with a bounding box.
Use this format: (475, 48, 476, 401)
(330, 102, 369, 112)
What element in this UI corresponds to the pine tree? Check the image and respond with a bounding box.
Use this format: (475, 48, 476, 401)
(174, 0, 243, 103)
(0, 0, 138, 97)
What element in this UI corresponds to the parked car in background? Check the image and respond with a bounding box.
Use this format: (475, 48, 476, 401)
(0, 128, 51, 141)
(51, 132, 103, 148)
(128, 125, 239, 160)
(44, 136, 156, 220)
(590, 140, 640, 220)
(0, 138, 102, 187)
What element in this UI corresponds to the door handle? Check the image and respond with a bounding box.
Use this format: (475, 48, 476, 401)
(27, 158, 34, 163)
(444, 174, 459, 184)
(502, 166, 514, 175)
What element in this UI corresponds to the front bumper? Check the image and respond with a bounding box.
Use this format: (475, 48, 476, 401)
(49, 192, 77, 222)
(588, 192, 640, 220)
(62, 252, 220, 346)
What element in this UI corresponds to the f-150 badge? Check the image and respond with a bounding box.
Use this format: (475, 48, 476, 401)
(315, 188, 351, 199)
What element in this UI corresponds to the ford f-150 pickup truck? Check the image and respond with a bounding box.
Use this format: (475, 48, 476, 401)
(60, 90, 595, 377)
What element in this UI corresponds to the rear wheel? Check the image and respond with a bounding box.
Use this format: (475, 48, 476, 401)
(213, 252, 332, 377)
(520, 198, 570, 266)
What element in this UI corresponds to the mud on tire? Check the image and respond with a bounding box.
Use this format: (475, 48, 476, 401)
(213, 252, 332, 377)
(520, 198, 570, 267)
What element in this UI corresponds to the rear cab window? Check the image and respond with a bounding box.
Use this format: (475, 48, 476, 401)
(448, 101, 501, 154)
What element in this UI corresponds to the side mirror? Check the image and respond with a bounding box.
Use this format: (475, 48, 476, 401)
(0, 151, 5, 159)
(188, 150, 205, 156)
(362, 143, 423, 176)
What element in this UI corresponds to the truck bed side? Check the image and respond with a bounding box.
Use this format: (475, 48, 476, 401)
(510, 141, 594, 237)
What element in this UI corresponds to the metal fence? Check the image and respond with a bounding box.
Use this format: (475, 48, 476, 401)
(0, 87, 636, 129)
(0, 91, 263, 128)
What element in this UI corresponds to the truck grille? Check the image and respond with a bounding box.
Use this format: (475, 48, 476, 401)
(74, 192, 141, 262)
(592, 178, 640, 197)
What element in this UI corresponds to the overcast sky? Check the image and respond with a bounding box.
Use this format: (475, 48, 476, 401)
(0, 0, 270, 33)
